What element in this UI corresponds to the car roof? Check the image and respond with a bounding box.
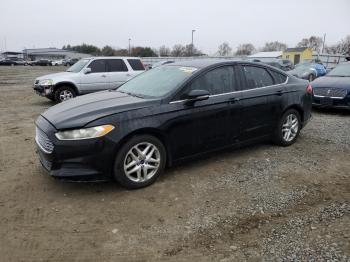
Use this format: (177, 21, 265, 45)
(169, 59, 286, 71)
(88, 56, 141, 60)
(169, 59, 251, 69)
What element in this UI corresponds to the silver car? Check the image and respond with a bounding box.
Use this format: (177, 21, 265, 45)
(33, 57, 145, 102)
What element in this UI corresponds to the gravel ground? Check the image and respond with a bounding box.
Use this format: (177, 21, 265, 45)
(0, 66, 349, 261)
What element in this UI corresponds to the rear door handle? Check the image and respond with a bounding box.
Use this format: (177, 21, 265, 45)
(229, 97, 240, 103)
(101, 74, 107, 77)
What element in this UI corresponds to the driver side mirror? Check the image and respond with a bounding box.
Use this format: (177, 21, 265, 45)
(82, 68, 91, 74)
(184, 89, 210, 105)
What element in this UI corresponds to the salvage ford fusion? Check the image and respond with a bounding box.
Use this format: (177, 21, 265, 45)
(35, 60, 312, 189)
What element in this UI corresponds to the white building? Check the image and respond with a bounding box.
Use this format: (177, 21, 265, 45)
(248, 51, 283, 60)
(23, 48, 90, 61)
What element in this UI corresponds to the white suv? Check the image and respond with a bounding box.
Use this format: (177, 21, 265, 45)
(33, 57, 145, 102)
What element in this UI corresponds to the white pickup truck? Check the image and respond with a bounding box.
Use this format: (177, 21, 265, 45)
(33, 57, 145, 102)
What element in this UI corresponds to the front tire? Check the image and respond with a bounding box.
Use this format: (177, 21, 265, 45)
(54, 86, 76, 103)
(273, 109, 301, 146)
(113, 135, 166, 189)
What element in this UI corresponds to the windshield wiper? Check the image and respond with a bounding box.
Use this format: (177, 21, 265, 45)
(118, 90, 143, 98)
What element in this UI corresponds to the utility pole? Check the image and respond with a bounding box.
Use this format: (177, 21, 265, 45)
(322, 33, 326, 54)
(191, 29, 196, 56)
(128, 38, 131, 55)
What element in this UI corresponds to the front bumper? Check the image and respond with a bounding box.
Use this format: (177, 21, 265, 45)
(33, 84, 53, 97)
(35, 116, 117, 181)
(312, 95, 350, 109)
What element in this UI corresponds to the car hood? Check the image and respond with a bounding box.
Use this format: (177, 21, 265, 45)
(311, 76, 350, 89)
(36, 71, 75, 81)
(41, 91, 157, 130)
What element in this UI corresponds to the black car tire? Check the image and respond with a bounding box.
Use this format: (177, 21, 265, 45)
(308, 74, 315, 82)
(113, 135, 166, 189)
(54, 86, 76, 103)
(273, 109, 301, 146)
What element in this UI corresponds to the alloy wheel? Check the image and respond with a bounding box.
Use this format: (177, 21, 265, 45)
(59, 90, 73, 101)
(124, 142, 161, 183)
(282, 114, 299, 142)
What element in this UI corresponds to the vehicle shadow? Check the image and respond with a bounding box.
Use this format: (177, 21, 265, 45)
(38, 141, 268, 195)
(312, 107, 350, 116)
(31, 100, 56, 107)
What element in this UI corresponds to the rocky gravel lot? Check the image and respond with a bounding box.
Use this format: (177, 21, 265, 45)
(0, 66, 349, 261)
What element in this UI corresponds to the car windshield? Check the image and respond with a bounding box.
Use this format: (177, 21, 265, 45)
(118, 65, 198, 98)
(66, 59, 90, 73)
(327, 63, 350, 77)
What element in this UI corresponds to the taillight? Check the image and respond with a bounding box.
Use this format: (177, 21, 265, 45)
(306, 84, 312, 94)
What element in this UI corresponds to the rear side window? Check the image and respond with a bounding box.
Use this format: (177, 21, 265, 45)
(107, 59, 128, 72)
(188, 66, 236, 95)
(88, 60, 106, 73)
(242, 66, 274, 89)
(270, 70, 287, 84)
(127, 59, 145, 71)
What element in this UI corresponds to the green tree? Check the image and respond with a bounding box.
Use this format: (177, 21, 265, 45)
(131, 47, 157, 57)
(101, 45, 115, 56)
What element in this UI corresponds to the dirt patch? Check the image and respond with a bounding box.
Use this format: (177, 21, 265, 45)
(0, 66, 349, 261)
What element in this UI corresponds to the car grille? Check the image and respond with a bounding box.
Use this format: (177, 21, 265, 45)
(313, 88, 348, 98)
(35, 127, 54, 154)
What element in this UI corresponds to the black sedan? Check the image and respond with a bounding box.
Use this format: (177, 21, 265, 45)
(31, 59, 52, 66)
(311, 63, 350, 109)
(35, 60, 312, 189)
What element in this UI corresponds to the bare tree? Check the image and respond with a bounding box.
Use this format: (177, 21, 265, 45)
(183, 44, 201, 56)
(217, 42, 232, 56)
(235, 43, 255, 56)
(325, 35, 350, 55)
(171, 44, 185, 57)
(261, 41, 287, 51)
(297, 36, 323, 52)
(159, 45, 171, 57)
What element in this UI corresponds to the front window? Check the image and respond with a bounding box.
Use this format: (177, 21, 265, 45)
(118, 65, 198, 98)
(66, 59, 90, 73)
(327, 63, 350, 77)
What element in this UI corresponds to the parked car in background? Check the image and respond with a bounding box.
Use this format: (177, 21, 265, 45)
(311, 62, 350, 109)
(33, 57, 145, 102)
(262, 61, 287, 71)
(0, 58, 27, 66)
(281, 59, 294, 70)
(34, 60, 312, 188)
(31, 59, 52, 66)
(252, 59, 294, 71)
(288, 63, 326, 81)
(63, 58, 79, 66)
(52, 59, 64, 66)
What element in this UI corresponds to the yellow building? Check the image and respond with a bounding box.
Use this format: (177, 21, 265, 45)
(282, 47, 312, 65)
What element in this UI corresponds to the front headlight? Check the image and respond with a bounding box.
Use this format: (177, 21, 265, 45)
(39, 79, 53, 86)
(55, 125, 115, 140)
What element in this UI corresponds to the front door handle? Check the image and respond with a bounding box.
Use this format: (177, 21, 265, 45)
(275, 90, 283, 96)
(101, 75, 107, 77)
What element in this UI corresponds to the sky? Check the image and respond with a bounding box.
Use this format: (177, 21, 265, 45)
(0, 0, 349, 55)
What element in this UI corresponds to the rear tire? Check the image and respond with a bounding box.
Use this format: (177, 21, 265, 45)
(113, 135, 166, 189)
(273, 109, 301, 146)
(308, 74, 315, 82)
(54, 86, 76, 103)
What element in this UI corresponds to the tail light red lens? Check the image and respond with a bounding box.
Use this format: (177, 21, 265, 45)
(306, 84, 312, 94)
